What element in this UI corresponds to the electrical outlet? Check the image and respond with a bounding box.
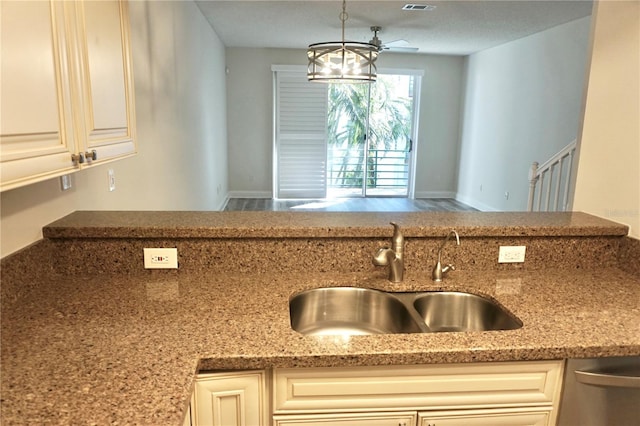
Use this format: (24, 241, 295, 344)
(498, 246, 526, 263)
(143, 248, 178, 269)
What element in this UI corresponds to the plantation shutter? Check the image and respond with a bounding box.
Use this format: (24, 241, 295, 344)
(274, 68, 328, 199)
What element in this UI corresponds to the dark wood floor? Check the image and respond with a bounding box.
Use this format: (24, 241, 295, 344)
(224, 198, 477, 212)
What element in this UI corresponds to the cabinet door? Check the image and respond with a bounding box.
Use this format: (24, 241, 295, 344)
(70, 0, 136, 165)
(418, 407, 550, 426)
(0, 0, 77, 191)
(193, 371, 268, 426)
(183, 392, 194, 426)
(274, 411, 417, 426)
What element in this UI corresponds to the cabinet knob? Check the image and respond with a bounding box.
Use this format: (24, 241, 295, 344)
(71, 153, 85, 165)
(85, 150, 97, 161)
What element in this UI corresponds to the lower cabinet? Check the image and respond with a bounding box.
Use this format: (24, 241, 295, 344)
(272, 408, 549, 426)
(273, 360, 563, 426)
(190, 360, 564, 426)
(191, 370, 268, 426)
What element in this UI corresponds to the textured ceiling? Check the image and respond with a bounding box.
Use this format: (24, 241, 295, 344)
(195, 0, 593, 56)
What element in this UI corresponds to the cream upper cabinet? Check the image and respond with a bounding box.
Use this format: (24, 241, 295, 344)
(68, 0, 136, 165)
(1, 0, 77, 191)
(0, 0, 136, 192)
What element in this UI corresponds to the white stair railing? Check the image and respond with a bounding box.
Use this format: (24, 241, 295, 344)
(527, 140, 577, 212)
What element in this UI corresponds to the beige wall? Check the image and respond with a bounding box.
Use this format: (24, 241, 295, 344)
(457, 17, 591, 211)
(573, 0, 640, 238)
(0, 0, 228, 258)
(226, 48, 465, 198)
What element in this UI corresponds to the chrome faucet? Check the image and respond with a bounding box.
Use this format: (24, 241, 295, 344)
(431, 230, 460, 282)
(373, 222, 404, 282)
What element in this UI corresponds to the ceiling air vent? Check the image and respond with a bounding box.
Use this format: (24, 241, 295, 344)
(402, 4, 437, 11)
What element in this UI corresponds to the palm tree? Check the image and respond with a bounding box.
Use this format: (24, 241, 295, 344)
(327, 76, 413, 190)
(327, 83, 369, 187)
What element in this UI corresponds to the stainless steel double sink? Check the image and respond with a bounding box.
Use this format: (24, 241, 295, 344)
(289, 287, 522, 335)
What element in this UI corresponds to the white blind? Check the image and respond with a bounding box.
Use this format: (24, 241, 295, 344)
(274, 70, 328, 199)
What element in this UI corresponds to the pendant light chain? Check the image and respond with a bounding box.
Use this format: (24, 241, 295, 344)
(340, 0, 347, 42)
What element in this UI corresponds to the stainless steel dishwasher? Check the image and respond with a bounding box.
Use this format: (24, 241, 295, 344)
(557, 356, 640, 426)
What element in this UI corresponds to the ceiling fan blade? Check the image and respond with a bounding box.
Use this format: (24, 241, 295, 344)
(383, 39, 418, 52)
(370, 27, 418, 53)
(384, 39, 412, 47)
(385, 46, 420, 52)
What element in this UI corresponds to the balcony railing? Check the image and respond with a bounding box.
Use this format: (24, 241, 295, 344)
(327, 148, 409, 195)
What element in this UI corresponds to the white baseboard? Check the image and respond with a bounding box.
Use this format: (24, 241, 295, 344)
(454, 193, 498, 212)
(227, 190, 273, 199)
(414, 190, 457, 199)
(216, 195, 230, 211)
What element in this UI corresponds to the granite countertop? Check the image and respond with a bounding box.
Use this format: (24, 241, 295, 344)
(2, 267, 639, 425)
(2, 211, 638, 424)
(43, 211, 629, 238)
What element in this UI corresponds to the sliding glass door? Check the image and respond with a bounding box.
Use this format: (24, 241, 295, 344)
(327, 73, 418, 198)
(273, 67, 421, 200)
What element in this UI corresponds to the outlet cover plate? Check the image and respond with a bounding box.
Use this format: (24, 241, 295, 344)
(498, 246, 526, 263)
(108, 169, 116, 192)
(60, 174, 72, 191)
(143, 248, 178, 269)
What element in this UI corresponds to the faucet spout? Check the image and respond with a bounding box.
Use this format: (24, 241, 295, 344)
(390, 222, 404, 259)
(372, 222, 405, 282)
(431, 230, 460, 282)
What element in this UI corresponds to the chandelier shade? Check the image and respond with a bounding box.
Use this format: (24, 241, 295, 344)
(307, 41, 378, 82)
(307, 0, 378, 83)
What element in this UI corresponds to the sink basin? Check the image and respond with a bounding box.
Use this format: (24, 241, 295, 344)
(289, 287, 423, 335)
(290, 287, 522, 335)
(413, 291, 522, 332)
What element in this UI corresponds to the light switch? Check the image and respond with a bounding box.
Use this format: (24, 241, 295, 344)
(108, 169, 116, 192)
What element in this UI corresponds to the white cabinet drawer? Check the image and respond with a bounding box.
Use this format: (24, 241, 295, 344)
(274, 411, 417, 426)
(419, 407, 551, 426)
(273, 361, 563, 413)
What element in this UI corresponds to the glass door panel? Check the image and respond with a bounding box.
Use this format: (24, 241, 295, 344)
(326, 74, 416, 198)
(366, 74, 415, 197)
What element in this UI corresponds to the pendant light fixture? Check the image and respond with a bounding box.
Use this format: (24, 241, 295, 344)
(307, 0, 378, 83)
